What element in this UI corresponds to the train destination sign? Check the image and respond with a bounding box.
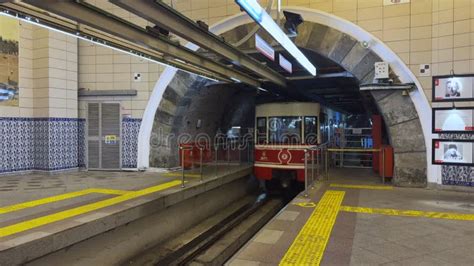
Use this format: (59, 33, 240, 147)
(432, 74, 474, 102)
(432, 107, 474, 133)
(432, 139, 474, 166)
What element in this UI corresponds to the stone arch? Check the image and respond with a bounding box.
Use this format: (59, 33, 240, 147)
(138, 7, 432, 187)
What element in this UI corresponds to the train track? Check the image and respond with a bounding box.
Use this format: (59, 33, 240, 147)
(125, 196, 284, 266)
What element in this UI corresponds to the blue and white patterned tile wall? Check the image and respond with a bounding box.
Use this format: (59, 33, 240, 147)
(122, 118, 141, 168)
(0, 118, 83, 174)
(78, 119, 86, 168)
(440, 134, 474, 187)
(0, 118, 35, 173)
(0, 117, 141, 174)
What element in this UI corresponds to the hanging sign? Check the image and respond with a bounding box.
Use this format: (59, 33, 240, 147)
(279, 54, 292, 73)
(432, 139, 474, 166)
(432, 74, 474, 102)
(255, 34, 275, 61)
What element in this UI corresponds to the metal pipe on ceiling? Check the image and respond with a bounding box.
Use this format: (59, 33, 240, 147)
(3, 0, 262, 87)
(109, 0, 287, 88)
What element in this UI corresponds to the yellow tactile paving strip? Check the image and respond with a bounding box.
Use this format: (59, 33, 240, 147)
(330, 184, 393, 190)
(340, 206, 474, 221)
(280, 190, 345, 266)
(0, 188, 129, 215)
(0, 180, 182, 238)
(293, 203, 474, 221)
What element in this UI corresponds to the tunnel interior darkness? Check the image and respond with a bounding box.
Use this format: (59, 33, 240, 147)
(148, 18, 427, 187)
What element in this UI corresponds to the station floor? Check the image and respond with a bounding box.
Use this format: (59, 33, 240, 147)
(228, 168, 474, 266)
(0, 164, 250, 250)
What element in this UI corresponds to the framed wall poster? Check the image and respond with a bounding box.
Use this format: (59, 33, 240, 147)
(0, 16, 19, 106)
(432, 107, 474, 133)
(432, 74, 474, 102)
(432, 139, 474, 166)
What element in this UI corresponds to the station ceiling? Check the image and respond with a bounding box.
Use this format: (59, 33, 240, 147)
(236, 47, 376, 115)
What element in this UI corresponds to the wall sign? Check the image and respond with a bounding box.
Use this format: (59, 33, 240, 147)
(432, 107, 474, 133)
(432, 74, 474, 102)
(432, 139, 474, 166)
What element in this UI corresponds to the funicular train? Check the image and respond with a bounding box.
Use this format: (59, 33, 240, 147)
(254, 102, 343, 186)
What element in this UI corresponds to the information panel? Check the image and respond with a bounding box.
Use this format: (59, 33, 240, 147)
(432, 139, 474, 166)
(432, 107, 474, 133)
(432, 75, 474, 102)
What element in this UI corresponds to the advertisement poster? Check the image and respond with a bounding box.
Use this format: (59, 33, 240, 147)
(0, 16, 19, 106)
(433, 75, 474, 102)
(432, 139, 474, 166)
(432, 107, 474, 133)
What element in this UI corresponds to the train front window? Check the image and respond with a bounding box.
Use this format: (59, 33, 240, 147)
(268, 116, 302, 144)
(304, 116, 318, 145)
(256, 117, 267, 144)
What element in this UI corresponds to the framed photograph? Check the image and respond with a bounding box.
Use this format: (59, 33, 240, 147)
(432, 107, 474, 133)
(432, 74, 474, 102)
(432, 139, 474, 166)
(0, 16, 19, 107)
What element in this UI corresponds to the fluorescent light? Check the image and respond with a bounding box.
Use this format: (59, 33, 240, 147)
(235, 0, 316, 76)
(231, 77, 242, 83)
(257, 87, 268, 92)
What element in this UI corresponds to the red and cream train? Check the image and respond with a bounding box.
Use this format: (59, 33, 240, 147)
(254, 102, 342, 183)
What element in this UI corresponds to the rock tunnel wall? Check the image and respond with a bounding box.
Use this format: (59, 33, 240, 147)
(149, 21, 427, 187)
(149, 71, 255, 167)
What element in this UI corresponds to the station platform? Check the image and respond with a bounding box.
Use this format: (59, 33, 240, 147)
(228, 168, 474, 266)
(0, 164, 253, 265)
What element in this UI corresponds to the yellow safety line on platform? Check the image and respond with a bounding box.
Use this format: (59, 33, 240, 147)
(163, 172, 201, 178)
(280, 190, 345, 266)
(330, 184, 393, 190)
(340, 206, 474, 221)
(0, 188, 129, 215)
(0, 180, 182, 238)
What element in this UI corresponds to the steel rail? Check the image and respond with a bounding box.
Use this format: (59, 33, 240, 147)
(111, 0, 287, 87)
(6, 0, 261, 87)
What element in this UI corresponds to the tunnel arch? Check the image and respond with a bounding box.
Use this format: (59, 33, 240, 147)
(138, 7, 433, 187)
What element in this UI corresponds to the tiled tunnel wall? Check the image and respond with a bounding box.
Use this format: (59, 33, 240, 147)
(149, 72, 256, 168)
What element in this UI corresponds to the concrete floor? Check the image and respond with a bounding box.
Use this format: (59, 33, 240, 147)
(0, 163, 248, 227)
(228, 168, 474, 266)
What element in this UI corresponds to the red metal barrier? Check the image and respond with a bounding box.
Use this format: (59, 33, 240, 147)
(379, 145, 394, 178)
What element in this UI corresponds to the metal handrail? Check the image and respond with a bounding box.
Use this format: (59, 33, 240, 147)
(178, 139, 254, 187)
(303, 142, 330, 196)
(325, 147, 386, 184)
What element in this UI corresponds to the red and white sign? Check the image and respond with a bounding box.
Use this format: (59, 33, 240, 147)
(432, 140, 474, 165)
(255, 34, 275, 61)
(279, 54, 292, 73)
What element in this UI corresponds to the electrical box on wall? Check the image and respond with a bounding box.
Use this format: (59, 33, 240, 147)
(374, 62, 389, 80)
